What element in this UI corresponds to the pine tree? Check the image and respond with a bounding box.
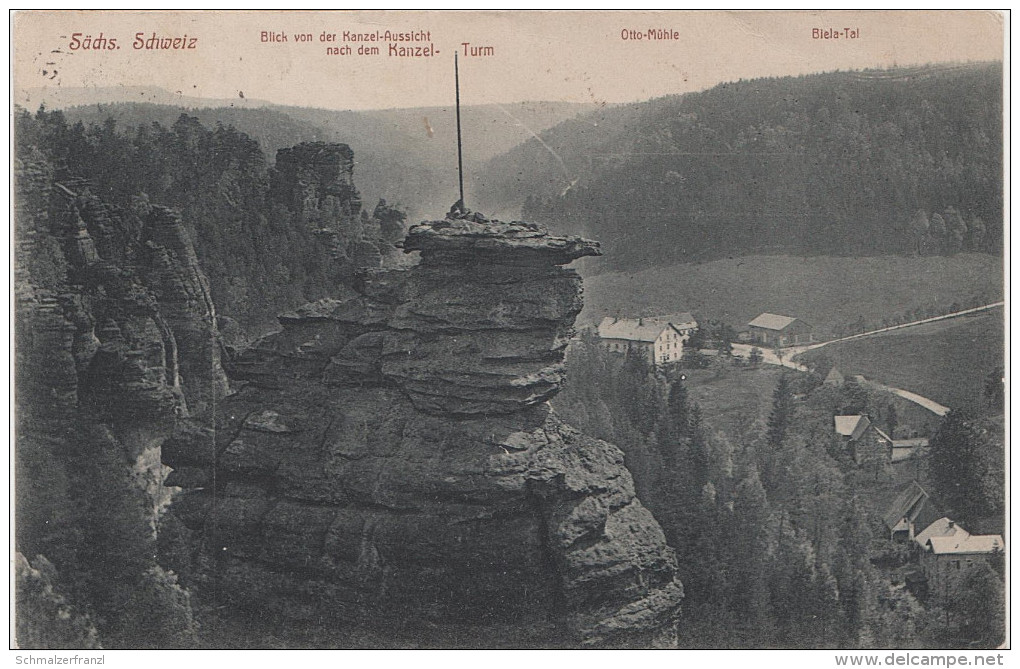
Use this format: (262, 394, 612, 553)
(944, 207, 968, 254)
(761, 375, 795, 490)
(885, 402, 898, 437)
(617, 348, 660, 436)
(928, 213, 948, 254)
(657, 377, 691, 463)
(983, 366, 1004, 411)
(956, 562, 1004, 647)
(928, 409, 998, 521)
(687, 403, 710, 491)
(968, 214, 987, 250)
(729, 469, 772, 626)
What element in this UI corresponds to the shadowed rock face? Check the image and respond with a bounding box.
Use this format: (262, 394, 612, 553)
(166, 216, 684, 647)
(14, 162, 229, 433)
(272, 142, 361, 224)
(14, 160, 230, 551)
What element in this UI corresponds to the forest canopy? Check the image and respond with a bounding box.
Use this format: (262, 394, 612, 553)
(477, 63, 1003, 269)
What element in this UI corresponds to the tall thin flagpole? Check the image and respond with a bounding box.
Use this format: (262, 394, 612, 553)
(455, 52, 465, 208)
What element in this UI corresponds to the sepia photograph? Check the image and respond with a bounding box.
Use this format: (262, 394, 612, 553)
(10, 9, 1008, 655)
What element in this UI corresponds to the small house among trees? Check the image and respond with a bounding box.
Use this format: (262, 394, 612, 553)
(747, 313, 815, 347)
(883, 481, 941, 542)
(914, 517, 968, 551)
(891, 437, 928, 463)
(597, 314, 698, 365)
(881, 481, 1004, 621)
(921, 533, 1004, 597)
(834, 414, 893, 466)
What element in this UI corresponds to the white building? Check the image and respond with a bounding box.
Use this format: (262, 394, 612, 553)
(597, 314, 697, 365)
(921, 532, 1004, 596)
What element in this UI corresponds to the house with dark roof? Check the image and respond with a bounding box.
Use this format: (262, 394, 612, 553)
(597, 314, 698, 365)
(747, 313, 815, 347)
(881, 482, 1004, 597)
(883, 481, 942, 542)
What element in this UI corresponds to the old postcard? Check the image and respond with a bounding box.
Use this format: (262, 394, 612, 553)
(11, 10, 1007, 654)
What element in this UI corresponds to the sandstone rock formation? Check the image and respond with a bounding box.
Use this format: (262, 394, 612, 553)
(271, 142, 380, 269)
(165, 216, 684, 647)
(15, 159, 229, 547)
(15, 553, 102, 649)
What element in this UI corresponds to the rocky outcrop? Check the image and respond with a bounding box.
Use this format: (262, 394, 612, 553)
(270, 141, 418, 276)
(45, 191, 228, 422)
(271, 142, 375, 268)
(15, 553, 102, 649)
(273, 142, 361, 224)
(15, 159, 229, 545)
(166, 215, 684, 647)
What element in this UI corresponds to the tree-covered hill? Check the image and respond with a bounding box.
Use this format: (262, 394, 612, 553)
(13, 108, 391, 334)
(55, 98, 596, 221)
(476, 63, 1003, 269)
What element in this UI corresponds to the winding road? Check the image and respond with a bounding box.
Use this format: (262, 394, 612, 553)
(730, 301, 1004, 416)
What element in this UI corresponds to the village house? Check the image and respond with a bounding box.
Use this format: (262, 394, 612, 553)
(914, 517, 969, 551)
(834, 414, 893, 465)
(891, 437, 928, 463)
(921, 532, 1004, 597)
(882, 481, 1004, 598)
(882, 481, 942, 542)
(747, 313, 815, 347)
(597, 314, 697, 365)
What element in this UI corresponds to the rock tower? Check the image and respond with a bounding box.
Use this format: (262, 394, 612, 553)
(165, 215, 684, 647)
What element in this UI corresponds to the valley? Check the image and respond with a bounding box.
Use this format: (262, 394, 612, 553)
(13, 55, 1005, 651)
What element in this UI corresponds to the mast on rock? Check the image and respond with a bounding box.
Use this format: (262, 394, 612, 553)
(455, 51, 465, 212)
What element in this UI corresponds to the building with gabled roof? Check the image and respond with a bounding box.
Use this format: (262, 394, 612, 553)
(914, 517, 969, 550)
(921, 531, 1005, 596)
(835, 415, 872, 441)
(835, 415, 895, 466)
(597, 314, 698, 366)
(748, 313, 815, 347)
(883, 481, 942, 542)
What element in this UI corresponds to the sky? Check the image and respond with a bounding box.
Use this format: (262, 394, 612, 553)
(13, 10, 1006, 111)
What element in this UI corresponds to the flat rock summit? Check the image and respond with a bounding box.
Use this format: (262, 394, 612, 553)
(165, 214, 684, 647)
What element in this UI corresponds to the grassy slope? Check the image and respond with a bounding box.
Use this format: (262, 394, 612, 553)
(682, 365, 787, 440)
(578, 253, 1003, 334)
(798, 310, 1004, 410)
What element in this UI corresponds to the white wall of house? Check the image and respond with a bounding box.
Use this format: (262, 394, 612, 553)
(654, 328, 686, 365)
(600, 321, 695, 367)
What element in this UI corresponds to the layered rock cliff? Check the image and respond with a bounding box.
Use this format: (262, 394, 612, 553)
(165, 215, 684, 647)
(271, 141, 380, 270)
(15, 157, 229, 558)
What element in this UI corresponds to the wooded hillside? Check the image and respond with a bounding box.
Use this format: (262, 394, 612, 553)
(477, 63, 1003, 269)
